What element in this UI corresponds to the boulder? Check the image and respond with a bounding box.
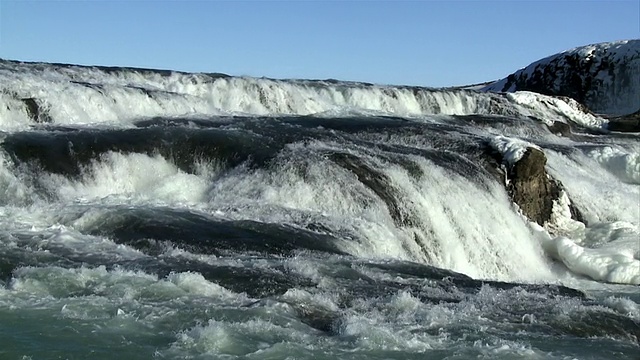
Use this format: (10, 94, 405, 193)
(496, 147, 584, 226)
(546, 121, 572, 137)
(507, 148, 559, 225)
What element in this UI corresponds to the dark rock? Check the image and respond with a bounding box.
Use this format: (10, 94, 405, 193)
(291, 303, 341, 334)
(508, 148, 561, 225)
(469, 142, 589, 227)
(21, 98, 51, 123)
(546, 120, 572, 137)
(607, 110, 640, 132)
(479, 144, 508, 185)
(329, 152, 418, 227)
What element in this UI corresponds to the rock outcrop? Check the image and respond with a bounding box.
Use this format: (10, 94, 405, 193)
(490, 147, 585, 226)
(606, 109, 640, 132)
(507, 148, 560, 225)
(483, 40, 640, 116)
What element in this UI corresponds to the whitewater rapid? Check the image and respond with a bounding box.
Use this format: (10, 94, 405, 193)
(1, 60, 638, 286)
(1, 60, 639, 359)
(0, 59, 605, 130)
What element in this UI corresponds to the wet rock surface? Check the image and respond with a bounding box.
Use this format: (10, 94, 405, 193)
(21, 97, 51, 123)
(507, 148, 560, 225)
(607, 110, 640, 132)
(489, 146, 585, 226)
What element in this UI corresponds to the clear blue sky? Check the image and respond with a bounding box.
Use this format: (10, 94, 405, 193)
(1, 1, 638, 87)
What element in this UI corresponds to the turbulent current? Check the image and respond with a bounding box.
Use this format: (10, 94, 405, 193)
(0, 60, 638, 359)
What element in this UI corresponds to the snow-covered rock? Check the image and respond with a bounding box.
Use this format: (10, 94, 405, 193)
(483, 40, 640, 116)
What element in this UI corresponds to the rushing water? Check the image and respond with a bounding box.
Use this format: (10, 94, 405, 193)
(0, 61, 638, 359)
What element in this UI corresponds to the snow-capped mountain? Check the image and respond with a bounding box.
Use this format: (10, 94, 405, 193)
(482, 40, 640, 116)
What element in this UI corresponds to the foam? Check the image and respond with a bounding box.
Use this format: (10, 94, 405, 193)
(1, 237, 637, 359)
(541, 147, 640, 285)
(47, 152, 214, 205)
(545, 191, 586, 236)
(167, 317, 320, 357)
(545, 149, 639, 226)
(549, 236, 639, 285)
(0, 152, 34, 206)
(586, 145, 640, 185)
(6, 264, 244, 304)
(205, 141, 554, 282)
(489, 135, 540, 166)
(7, 265, 157, 300)
(603, 296, 640, 321)
(0, 61, 606, 131)
(165, 272, 241, 300)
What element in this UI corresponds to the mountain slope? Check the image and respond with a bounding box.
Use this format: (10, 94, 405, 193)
(482, 40, 640, 115)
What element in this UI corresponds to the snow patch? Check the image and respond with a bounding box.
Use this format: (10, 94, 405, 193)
(489, 135, 539, 166)
(506, 92, 605, 128)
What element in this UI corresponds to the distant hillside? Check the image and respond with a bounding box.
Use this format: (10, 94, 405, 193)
(482, 40, 640, 115)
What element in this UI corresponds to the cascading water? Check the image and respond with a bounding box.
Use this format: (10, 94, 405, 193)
(0, 60, 638, 360)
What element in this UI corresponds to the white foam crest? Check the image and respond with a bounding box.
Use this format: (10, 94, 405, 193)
(586, 145, 640, 184)
(165, 272, 242, 300)
(505, 91, 604, 127)
(280, 288, 340, 312)
(545, 149, 639, 226)
(335, 288, 580, 359)
(0, 93, 32, 131)
(207, 142, 553, 282)
(0, 65, 228, 129)
(379, 157, 553, 281)
(489, 135, 540, 166)
(36, 224, 145, 259)
(7, 265, 157, 300)
(542, 148, 639, 285)
(339, 311, 434, 352)
(545, 191, 586, 236)
(5, 265, 244, 304)
(168, 318, 317, 357)
(0, 61, 606, 130)
(0, 151, 34, 206)
(548, 236, 639, 285)
(603, 296, 640, 321)
(46, 152, 213, 205)
(0, 206, 146, 265)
